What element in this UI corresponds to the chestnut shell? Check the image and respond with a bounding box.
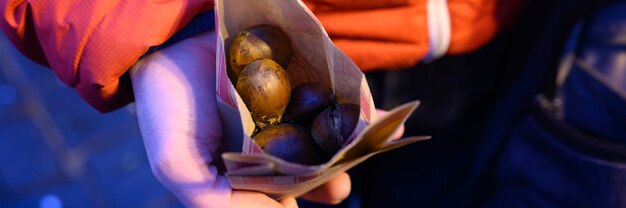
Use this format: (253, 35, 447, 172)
(253, 124, 325, 165)
(310, 103, 360, 154)
(228, 25, 293, 80)
(236, 59, 291, 129)
(283, 82, 334, 127)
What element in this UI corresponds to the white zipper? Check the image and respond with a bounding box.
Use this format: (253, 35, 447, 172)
(423, 0, 451, 62)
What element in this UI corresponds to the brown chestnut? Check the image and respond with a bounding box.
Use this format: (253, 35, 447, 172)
(228, 25, 293, 80)
(253, 124, 325, 165)
(311, 103, 360, 154)
(236, 59, 291, 129)
(283, 82, 334, 127)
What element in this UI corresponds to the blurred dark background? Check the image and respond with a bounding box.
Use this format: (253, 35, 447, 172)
(0, 33, 182, 207)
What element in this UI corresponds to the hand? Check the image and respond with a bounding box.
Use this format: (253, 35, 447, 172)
(129, 31, 353, 207)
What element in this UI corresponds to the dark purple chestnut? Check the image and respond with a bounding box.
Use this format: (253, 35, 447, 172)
(283, 82, 334, 127)
(253, 124, 325, 165)
(310, 103, 360, 154)
(236, 59, 291, 129)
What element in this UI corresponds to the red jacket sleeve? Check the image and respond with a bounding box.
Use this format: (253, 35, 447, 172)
(305, 0, 524, 71)
(1, 0, 213, 112)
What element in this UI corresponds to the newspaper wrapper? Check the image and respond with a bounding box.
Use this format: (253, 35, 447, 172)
(215, 0, 430, 199)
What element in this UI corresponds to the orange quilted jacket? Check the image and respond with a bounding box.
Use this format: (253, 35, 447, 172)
(0, 0, 522, 112)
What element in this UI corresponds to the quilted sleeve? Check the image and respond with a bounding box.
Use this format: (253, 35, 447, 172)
(0, 0, 213, 112)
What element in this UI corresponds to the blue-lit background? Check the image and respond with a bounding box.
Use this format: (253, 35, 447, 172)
(0, 33, 182, 207)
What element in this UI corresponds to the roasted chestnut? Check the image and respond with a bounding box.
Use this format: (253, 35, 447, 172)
(228, 25, 293, 80)
(253, 124, 325, 165)
(236, 59, 291, 129)
(311, 103, 360, 154)
(283, 82, 334, 127)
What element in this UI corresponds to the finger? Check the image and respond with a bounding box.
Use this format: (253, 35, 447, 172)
(299, 172, 351, 205)
(393, 123, 406, 140)
(131, 32, 233, 207)
(376, 109, 405, 140)
(279, 197, 299, 208)
(232, 191, 286, 208)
